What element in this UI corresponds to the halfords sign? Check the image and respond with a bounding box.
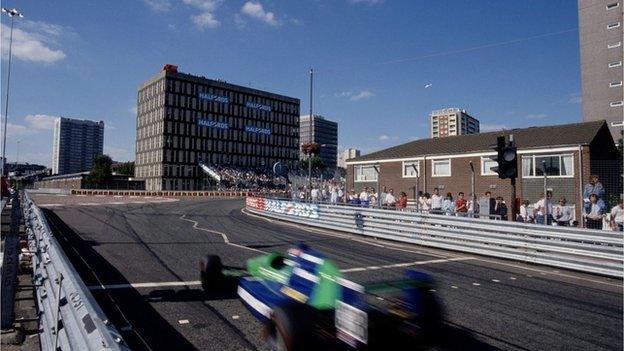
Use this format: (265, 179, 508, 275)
(245, 126, 272, 135)
(245, 101, 272, 112)
(247, 197, 319, 219)
(198, 92, 230, 103)
(197, 119, 229, 129)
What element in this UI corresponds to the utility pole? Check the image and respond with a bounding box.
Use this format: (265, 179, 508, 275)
(542, 160, 548, 226)
(307, 69, 313, 191)
(411, 164, 419, 211)
(469, 161, 475, 214)
(1, 8, 23, 177)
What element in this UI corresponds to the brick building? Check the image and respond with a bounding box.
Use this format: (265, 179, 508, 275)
(346, 120, 621, 220)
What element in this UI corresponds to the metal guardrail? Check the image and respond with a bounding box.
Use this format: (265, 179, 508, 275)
(23, 191, 129, 350)
(246, 197, 624, 278)
(1, 191, 21, 328)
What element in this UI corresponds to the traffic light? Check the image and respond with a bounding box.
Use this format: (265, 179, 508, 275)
(490, 135, 518, 179)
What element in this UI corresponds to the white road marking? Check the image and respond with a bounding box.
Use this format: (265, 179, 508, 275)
(114, 195, 123, 198)
(95, 195, 106, 197)
(108, 202, 125, 205)
(79, 203, 99, 206)
(131, 201, 146, 204)
(429, 289, 436, 292)
(492, 279, 500, 283)
(340, 257, 474, 273)
(178, 320, 189, 325)
(180, 214, 266, 254)
(451, 285, 458, 289)
(88, 280, 202, 290)
(129, 196, 138, 198)
(55, 194, 68, 197)
(472, 282, 481, 286)
(232, 315, 240, 320)
(509, 277, 517, 280)
(40, 204, 64, 208)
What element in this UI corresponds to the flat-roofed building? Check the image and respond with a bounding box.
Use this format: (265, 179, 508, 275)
(430, 108, 479, 138)
(52, 117, 104, 175)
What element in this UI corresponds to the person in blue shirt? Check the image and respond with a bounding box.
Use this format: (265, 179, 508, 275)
(583, 175, 605, 202)
(584, 193, 606, 229)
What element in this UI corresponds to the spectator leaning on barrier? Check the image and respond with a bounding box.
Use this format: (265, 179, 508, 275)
(419, 192, 432, 212)
(534, 191, 554, 225)
(494, 196, 508, 220)
(431, 188, 443, 213)
(380, 186, 388, 207)
(442, 192, 455, 214)
(553, 197, 574, 226)
(360, 187, 370, 203)
(386, 189, 397, 208)
(330, 187, 339, 204)
(397, 192, 408, 210)
(583, 175, 605, 203)
(610, 199, 623, 231)
(584, 193, 606, 230)
(517, 199, 532, 223)
(369, 187, 377, 206)
(455, 192, 468, 213)
(467, 193, 476, 216)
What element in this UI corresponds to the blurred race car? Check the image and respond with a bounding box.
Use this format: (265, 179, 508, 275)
(199, 244, 443, 350)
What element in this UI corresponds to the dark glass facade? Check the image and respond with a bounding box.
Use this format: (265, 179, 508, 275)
(136, 69, 300, 190)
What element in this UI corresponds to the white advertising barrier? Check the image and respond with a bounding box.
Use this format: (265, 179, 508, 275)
(245, 197, 624, 278)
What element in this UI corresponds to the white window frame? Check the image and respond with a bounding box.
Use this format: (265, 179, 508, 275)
(402, 160, 421, 178)
(607, 22, 621, 29)
(608, 42, 622, 49)
(610, 101, 623, 107)
(521, 154, 575, 179)
(480, 157, 498, 176)
(608, 61, 622, 68)
(606, 2, 620, 10)
(431, 159, 451, 177)
(610, 81, 623, 87)
(354, 164, 378, 182)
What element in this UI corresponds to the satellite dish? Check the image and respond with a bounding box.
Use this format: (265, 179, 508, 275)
(273, 162, 289, 177)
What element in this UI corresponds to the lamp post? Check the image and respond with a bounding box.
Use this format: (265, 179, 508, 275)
(307, 69, 313, 191)
(1, 8, 23, 177)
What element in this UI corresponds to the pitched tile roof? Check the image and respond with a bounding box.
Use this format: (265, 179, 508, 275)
(349, 120, 609, 163)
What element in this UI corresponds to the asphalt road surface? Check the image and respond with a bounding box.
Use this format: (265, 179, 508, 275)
(33, 195, 623, 351)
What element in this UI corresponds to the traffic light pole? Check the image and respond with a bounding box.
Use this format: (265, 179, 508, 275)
(510, 177, 516, 220)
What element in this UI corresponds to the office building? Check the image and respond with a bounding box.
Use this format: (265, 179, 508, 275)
(578, 0, 624, 140)
(299, 115, 338, 169)
(136, 65, 300, 191)
(52, 117, 104, 175)
(338, 148, 361, 168)
(430, 108, 479, 138)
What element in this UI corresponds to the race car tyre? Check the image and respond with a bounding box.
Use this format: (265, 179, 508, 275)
(268, 303, 316, 351)
(199, 255, 224, 292)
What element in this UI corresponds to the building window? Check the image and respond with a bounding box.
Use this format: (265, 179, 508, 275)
(354, 165, 378, 182)
(481, 157, 498, 176)
(431, 159, 451, 177)
(608, 42, 622, 49)
(521, 154, 574, 178)
(607, 22, 621, 29)
(402, 160, 420, 178)
(606, 2, 620, 10)
(610, 81, 623, 87)
(608, 61, 622, 68)
(610, 101, 623, 107)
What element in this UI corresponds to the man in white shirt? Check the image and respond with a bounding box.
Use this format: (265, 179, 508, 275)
(310, 187, 321, 202)
(430, 188, 443, 213)
(385, 189, 397, 208)
(359, 187, 370, 202)
(379, 186, 388, 206)
(610, 199, 623, 231)
(534, 191, 554, 225)
(553, 196, 573, 226)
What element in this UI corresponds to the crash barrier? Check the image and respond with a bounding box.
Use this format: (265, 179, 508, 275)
(22, 191, 129, 351)
(68, 189, 262, 197)
(246, 197, 624, 278)
(1, 192, 22, 328)
(27, 188, 71, 195)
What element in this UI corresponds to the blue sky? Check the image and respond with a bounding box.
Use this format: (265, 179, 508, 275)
(1, 0, 582, 166)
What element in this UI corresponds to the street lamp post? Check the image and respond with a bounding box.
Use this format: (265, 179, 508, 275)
(307, 69, 313, 191)
(1, 8, 23, 177)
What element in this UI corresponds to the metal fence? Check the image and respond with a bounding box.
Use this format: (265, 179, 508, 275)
(23, 191, 129, 351)
(246, 197, 624, 278)
(1, 191, 21, 328)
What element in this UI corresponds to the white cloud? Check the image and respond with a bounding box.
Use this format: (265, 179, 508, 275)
(350, 90, 375, 101)
(526, 113, 548, 120)
(143, 0, 172, 12)
(183, 0, 223, 28)
(234, 14, 247, 28)
(349, 0, 385, 5)
(1, 21, 67, 63)
(378, 134, 389, 141)
(481, 124, 508, 132)
(191, 12, 221, 28)
(6, 123, 33, 137)
(24, 114, 57, 130)
(335, 90, 375, 101)
(241, 1, 278, 26)
(568, 93, 582, 104)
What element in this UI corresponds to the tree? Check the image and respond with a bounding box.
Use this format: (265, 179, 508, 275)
(114, 161, 135, 176)
(88, 155, 113, 185)
(299, 155, 325, 171)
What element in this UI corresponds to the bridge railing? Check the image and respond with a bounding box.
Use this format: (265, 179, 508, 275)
(23, 191, 129, 351)
(245, 197, 624, 278)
